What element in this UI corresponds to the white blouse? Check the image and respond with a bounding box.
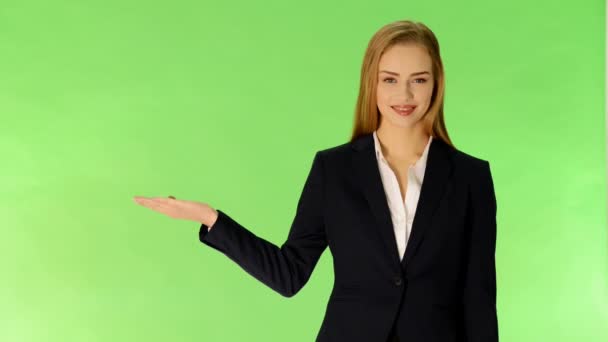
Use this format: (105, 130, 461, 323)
(372, 130, 433, 261)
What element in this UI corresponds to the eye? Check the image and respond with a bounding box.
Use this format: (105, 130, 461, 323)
(382, 77, 428, 84)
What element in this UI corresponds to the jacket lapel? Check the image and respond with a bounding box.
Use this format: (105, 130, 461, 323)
(351, 132, 454, 271)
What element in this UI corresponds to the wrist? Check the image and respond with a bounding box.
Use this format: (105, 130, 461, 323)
(204, 208, 219, 229)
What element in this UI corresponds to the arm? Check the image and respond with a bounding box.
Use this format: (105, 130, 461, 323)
(463, 160, 499, 341)
(198, 151, 328, 298)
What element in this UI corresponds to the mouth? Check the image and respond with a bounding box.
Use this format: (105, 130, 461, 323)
(391, 105, 416, 116)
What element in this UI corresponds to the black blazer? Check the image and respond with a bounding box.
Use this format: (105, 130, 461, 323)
(199, 132, 498, 342)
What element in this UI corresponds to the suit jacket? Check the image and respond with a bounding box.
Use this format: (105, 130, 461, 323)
(199, 132, 498, 342)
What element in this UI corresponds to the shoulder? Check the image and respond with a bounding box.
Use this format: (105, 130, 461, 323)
(438, 141, 494, 195)
(450, 145, 495, 206)
(313, 141, 354, 165)
(319, 141, 352, 157)
(450, 146, 490, 175)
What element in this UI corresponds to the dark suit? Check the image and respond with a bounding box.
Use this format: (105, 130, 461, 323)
(199, 132, 498, 342)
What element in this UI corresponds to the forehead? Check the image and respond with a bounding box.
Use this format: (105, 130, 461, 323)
(378, 44, 432, 72)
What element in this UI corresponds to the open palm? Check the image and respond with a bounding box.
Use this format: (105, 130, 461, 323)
(133, 195, 217, 226)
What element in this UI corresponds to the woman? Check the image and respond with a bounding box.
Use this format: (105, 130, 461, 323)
(134, 19, 498, 342)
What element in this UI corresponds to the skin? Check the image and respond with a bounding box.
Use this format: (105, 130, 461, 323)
(133, 196, 219, 228)
(375, 43, 435, 202)
(134, 43, 435, 227)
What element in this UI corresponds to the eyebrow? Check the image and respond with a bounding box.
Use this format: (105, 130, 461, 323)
(379, 70, 431, 77)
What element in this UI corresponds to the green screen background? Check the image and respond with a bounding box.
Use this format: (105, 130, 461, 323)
(1, 1, 606, 341)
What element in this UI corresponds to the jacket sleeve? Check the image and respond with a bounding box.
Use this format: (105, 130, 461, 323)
(463, 160, 499, 342)
(198, 151, 328, 298)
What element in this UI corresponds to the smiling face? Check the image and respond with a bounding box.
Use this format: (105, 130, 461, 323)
(376, 43, 435, 131)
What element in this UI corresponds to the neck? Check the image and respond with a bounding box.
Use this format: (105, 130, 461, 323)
(376, 124, 430, 162)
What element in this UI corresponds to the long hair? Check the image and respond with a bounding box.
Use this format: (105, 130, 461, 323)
(349, 20, 454, 148)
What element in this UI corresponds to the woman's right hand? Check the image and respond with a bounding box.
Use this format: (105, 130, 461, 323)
(133, 195, 219, 229)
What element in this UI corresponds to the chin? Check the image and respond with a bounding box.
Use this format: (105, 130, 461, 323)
(387, 117, 426, 131)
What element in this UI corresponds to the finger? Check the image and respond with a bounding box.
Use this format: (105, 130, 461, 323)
(134, 198, 156, 207)
(140, 200, 174, 215)
(135, 197, 167, 208)
(134, 196, 157, 204)
(134, 197, 182, 218)
(144, 197, 170, 205)
(134, 196, 149, 205)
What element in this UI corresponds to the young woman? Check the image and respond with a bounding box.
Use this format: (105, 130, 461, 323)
(134, 19, 498, 342)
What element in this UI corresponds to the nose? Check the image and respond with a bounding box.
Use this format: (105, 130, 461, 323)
(402, 82, 414, 100)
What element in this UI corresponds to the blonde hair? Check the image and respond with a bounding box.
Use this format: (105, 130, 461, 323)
(349, 19, 454, 148)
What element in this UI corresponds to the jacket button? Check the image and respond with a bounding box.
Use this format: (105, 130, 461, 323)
(394, 276, 402, 286)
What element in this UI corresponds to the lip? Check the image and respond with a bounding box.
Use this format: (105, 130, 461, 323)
(391, 105, 416, 116)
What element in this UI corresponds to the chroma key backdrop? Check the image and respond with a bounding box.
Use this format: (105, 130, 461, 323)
(1, 1, 606, 341)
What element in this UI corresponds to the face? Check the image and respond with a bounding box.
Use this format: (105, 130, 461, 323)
(376, 43, 435, 131)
